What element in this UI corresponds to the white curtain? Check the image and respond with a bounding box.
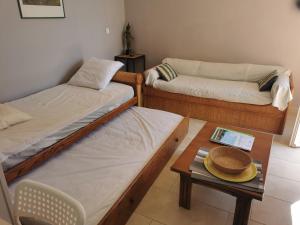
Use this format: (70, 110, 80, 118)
(290, 107, 300, 148)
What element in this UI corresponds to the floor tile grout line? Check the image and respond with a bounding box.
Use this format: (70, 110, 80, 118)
(150, 219, 167, 225)
(270, 154, 300, 165)
(134, 212, 156, 224)
(263, 193, 295, 204)
(267, 173, 300, 183)
(268, 172, 300, 183)
(269, 155, 300, 166)
(249, 217, 267, 225)
(146, 184, 236, 215)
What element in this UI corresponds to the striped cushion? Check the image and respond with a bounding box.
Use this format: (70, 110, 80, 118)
(257, 70, 279, 91)
(156, 63, 178, 81)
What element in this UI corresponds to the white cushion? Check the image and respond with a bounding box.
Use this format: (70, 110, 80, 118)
(0, 104, 32, 130)
(68, 58, 123, 90)
(144, 67, 160, 86)
(152, 75, 273, 106)
(162, 58, 289, 82)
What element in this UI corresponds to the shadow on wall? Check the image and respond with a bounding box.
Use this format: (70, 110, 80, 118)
(60, 59, 84, 83)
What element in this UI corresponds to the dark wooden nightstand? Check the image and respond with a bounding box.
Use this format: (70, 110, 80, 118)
(115, 54, 146, 73)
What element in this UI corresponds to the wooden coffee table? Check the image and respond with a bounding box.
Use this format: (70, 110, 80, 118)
(171, 122, 273, 225)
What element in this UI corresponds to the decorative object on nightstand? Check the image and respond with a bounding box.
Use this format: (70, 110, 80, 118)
(115, 54, 146, 73)
(122, 23, 134, 55)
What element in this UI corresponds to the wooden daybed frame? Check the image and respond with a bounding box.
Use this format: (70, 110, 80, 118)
(144, 75, 294, 135)
(5, 71, 143, 183)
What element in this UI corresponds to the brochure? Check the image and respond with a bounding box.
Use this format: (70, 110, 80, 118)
(210, 127, 255, 151)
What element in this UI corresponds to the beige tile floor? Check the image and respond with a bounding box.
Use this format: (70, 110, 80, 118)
(127, 109, 300, 225)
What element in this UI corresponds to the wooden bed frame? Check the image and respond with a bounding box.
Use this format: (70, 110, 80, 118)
(5, 71, 143, 183)
(144, 75, 294, 135)
(3, 69, 189, 225)
(99, 117, 189, 225)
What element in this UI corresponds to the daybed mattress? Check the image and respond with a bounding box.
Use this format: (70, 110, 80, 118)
(152, 75, 273, 105)
(0, 82, 134, 171)
(9, 107, 184, 225)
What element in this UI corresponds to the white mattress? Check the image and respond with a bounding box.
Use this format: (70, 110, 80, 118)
(9, 107, 184, 225)
(152, 75, 273, 105)
(0, 83, 134, 170)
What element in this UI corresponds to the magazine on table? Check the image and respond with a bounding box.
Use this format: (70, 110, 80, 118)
(210, 127, 255, 151)
(189, 148, 264, 193)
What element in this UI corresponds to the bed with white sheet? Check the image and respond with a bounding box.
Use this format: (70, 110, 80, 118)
(9, 107, 189, 225)
(0, 82, 133, 172)
(1, 70, 144, 183)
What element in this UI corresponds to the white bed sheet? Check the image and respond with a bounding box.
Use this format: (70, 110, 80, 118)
(153, 75, 273, 105)
(9, 107, 184, 225)
(0, 83, 134, 169)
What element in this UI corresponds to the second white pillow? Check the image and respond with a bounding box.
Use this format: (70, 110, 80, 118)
(68, 58, 124, 90)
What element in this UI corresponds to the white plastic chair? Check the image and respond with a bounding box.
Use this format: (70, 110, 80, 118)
(14, 180, 86, 225)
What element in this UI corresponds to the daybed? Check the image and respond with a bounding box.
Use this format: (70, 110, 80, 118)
(144, 58, 294, 134)
(8, 107, 188, 225)
(1, 65, 188, 225)
(2, 71, 143, 183)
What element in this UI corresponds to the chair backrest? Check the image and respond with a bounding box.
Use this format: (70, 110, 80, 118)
(14, 180, 86, 225)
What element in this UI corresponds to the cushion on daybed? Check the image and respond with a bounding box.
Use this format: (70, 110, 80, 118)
(152, 75, 273, 106)
(257, 70, 278, 92)
(68, 58, 123, 90)
(145, 58, 293, 111)
(0, 104, 32, 130)
(156, 63, 178, 81)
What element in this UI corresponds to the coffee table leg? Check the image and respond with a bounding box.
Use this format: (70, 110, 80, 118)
(233, 196, 252, 225)
(179, 174, 192, 209)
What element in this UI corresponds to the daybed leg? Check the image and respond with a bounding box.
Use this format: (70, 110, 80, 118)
(136, 73, 143, 107)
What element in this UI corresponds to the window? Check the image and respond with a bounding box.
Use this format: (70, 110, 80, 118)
(290, 107, 300, 147)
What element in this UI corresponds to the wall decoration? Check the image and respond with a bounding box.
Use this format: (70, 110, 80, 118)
(17, 0, 65, 18)
(122, 23, 134, 55)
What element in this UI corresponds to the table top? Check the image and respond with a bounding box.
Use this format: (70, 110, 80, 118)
(171, 122, 273, 199)
(115, 54, 145, 59)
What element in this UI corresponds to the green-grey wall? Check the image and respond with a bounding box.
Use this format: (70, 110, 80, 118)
(0, 0, 125, 102)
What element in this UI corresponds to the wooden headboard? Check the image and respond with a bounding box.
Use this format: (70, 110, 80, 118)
(112, 71, 143, 106)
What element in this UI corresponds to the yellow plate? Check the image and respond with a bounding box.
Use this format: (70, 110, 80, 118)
(204, 156, 257, 183)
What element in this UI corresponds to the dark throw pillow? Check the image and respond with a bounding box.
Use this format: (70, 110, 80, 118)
(257, 70, 279, 92)
(156, 63, 178, 81)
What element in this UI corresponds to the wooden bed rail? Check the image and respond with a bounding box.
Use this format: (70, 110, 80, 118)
(112, 71, 143, 106)
(5, 98, 138, 184)
(4, 71, 143, 183)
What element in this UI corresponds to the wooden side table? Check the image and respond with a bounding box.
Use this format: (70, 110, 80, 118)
(115, 54, 146, 73)
(171, 122, 273, 225)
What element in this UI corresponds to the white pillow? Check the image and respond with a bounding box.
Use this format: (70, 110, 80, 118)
(144, 67, 160, 86)
(68, 58, 124, 90)
(0, 104, 32, 130)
